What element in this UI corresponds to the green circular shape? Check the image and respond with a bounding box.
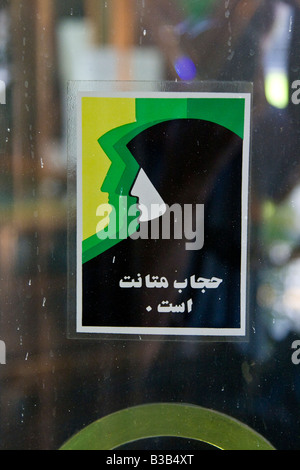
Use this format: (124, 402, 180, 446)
(60, 403, 275, 451)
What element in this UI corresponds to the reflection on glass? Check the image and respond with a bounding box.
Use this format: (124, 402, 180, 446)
(0, 0, 300, 450)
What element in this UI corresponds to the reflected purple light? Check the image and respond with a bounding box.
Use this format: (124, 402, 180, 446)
(175, 56, 197, 80)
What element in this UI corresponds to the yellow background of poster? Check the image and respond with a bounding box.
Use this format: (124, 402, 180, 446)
(81, 97, 136, 241)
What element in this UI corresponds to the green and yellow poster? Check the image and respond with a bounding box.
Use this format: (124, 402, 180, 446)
(74, 90, 251, 338)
